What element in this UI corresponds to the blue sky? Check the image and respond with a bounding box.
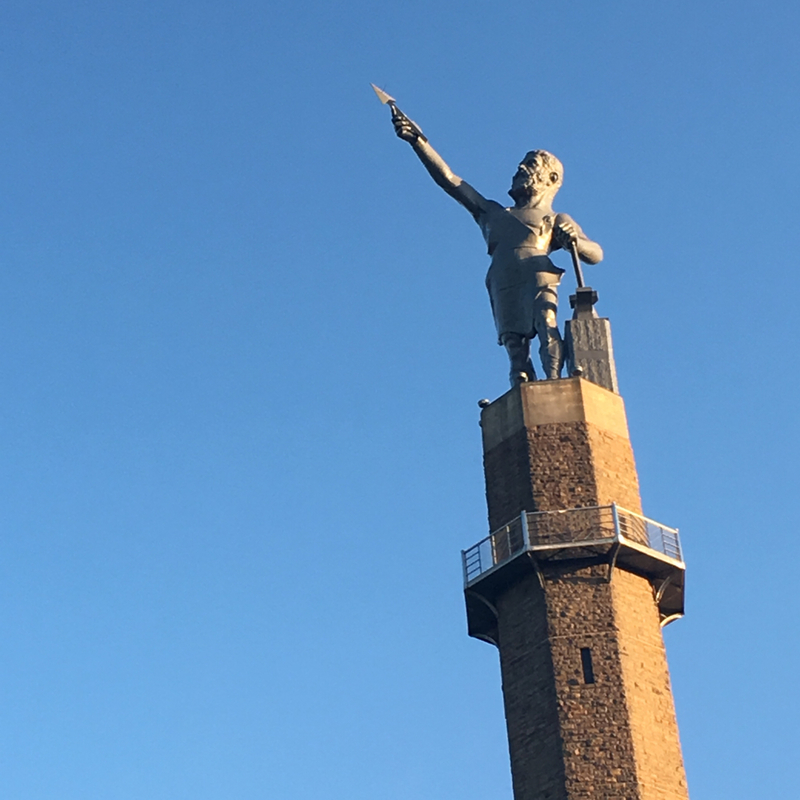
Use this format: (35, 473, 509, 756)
(0, 1, 798, 797)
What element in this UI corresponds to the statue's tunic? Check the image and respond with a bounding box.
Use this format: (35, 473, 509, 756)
(476, 201, 564, 343)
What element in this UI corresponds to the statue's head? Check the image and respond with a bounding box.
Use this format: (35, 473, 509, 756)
(509, 150, 563, 204)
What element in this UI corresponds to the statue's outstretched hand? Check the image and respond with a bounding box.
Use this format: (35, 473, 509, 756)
(392, 106, 423, 143)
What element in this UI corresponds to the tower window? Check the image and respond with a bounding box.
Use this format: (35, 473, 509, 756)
(580, 648, 595, 684)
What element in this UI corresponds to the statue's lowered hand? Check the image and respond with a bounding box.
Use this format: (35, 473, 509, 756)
(553, 213, 578, 249)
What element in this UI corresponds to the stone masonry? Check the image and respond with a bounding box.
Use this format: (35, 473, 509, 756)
(475, 378, 689, 800)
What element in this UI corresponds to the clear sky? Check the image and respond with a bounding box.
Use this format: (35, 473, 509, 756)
(0, 1, 797, 798)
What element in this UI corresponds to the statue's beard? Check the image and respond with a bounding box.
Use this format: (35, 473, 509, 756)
(509, 178, 535, 203)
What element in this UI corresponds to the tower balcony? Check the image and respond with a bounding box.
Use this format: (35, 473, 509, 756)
(462, 504, 685, 642)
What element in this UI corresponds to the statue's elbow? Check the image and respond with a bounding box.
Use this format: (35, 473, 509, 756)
(588, 243, 603, 264)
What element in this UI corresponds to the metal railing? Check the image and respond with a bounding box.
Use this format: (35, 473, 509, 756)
(462, 504, 681, 586)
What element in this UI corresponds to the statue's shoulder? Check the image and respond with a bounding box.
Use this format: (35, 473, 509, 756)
(472, 198, 505, 231)
(477, 199, 505, 219)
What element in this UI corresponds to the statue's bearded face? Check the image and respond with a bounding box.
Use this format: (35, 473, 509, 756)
(509, 154, 562, 203)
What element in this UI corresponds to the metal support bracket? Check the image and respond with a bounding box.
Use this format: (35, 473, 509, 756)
(655, 574, 673, 604)
(464, 588, 500, 647)
(606, 540, 622, 582)
(526, 551, 546, 590)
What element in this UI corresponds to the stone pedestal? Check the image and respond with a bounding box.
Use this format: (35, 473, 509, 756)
(564, 287, 619, 394)
(565, 317, 619, 393)
(468, 379, 688, 800)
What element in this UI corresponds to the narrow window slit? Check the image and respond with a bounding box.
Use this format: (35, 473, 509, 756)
(580, 648, 595, 684)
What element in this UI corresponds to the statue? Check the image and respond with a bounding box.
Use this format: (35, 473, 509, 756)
(374, 86, 603, 386)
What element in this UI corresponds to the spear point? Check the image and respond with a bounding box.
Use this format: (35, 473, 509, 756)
(370, 83, 396, 106)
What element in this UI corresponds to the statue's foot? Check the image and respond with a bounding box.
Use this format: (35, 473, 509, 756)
(511, 371, 534, 387)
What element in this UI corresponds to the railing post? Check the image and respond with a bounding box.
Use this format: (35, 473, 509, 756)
(461, 550, 469, 587)
(611, 502, 621, 543)
(520, 509, 530, 548)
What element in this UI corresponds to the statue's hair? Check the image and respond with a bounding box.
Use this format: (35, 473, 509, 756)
(522, 150, 563, 188)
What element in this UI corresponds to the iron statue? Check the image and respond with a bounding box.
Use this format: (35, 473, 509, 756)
(375, 86, 603, 385)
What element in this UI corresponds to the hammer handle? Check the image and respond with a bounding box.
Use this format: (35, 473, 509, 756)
(569, 240, 585, 289)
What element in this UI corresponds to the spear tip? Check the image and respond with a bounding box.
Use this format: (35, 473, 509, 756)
(370, 83, 395, 105)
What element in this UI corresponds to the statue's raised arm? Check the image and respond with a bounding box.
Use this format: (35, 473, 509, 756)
(391, 105, 490, 220)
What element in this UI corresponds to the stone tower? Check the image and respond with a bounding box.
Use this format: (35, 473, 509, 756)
(462, 377, 688, 800)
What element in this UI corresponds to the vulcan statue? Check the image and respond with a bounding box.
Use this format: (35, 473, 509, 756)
(375, 87, 603, 386)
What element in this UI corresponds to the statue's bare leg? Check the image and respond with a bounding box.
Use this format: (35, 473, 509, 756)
(532, 288, 563, 379)
(501, 333, 537, 386)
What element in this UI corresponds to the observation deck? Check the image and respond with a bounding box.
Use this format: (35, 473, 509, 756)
(462, 504, 685, 644)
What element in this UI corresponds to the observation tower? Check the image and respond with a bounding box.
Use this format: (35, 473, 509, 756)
(463, 361, 689, 799)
